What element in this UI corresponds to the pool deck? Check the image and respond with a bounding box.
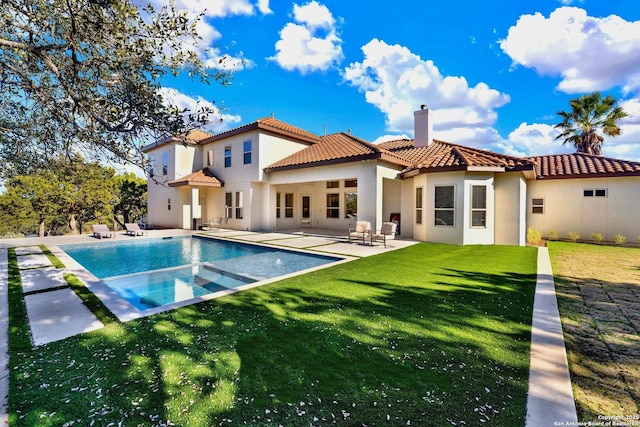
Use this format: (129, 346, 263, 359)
(0, 230, 576, 426)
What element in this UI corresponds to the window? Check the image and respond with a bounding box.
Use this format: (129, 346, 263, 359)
(326, 181, 339, 189)
(326, 193, 340, 218)
(235, 191, 243, 219)
(344, 179, 357, 188)
(207, 149, 214, 166)
(471, 185, 487, 227)
(225, 192, 232, 219)
(435, 185, 455, 226)
(243, 140, 252, 164)
(415, 187, 423, 225)
(276, 192, 281, 218)
(285, 193, 294, 218)
(224, 146, 231, 168)
(584, 189, 607, 197)
(532, 198, 544, 214)
(148, 155, 155, 177)
(345, 192, 357, 219)
(167, 198, 171, 211)
(162, 151, 168, 175)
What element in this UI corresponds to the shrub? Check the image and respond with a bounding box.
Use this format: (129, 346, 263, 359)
(567, 232, 580, 243)
(527, 228, 542, 244)
(613, 234, 627, 246)
(547, 229, 559, 241)
(591, 233, 604, 244)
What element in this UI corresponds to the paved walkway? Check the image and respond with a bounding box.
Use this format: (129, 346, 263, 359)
(525, 247, 578, 426)
(0, 234, 577, 425)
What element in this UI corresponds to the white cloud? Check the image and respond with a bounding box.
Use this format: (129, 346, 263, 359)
(373, 134, 411, 144)
(268, 1, 343, 73)
(146, 0, 268, 72)
(158, 87, 242, 133)
(500, 7, 640, 94)
(343, 39, 510, 143)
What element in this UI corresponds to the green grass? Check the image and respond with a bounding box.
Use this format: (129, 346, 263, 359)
(8, 243, 537, 426)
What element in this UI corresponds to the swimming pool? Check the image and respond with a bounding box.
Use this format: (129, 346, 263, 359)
(60, 236, 342, 311)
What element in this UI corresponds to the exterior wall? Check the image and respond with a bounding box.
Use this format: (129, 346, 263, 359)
(462, 173, 495, 245)
(267, 160, 402, 232)
(424, 171, 466, 245)
(527, 176, 640, 242)
(382, 177, 402, 232)
(494, 173, 527, 246)
(146, 142, 196, 228)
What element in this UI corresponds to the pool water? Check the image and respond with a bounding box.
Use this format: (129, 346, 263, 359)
(60, 236, 340, 310)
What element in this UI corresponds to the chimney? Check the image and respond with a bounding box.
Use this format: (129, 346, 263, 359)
(413, 104, 432, 147)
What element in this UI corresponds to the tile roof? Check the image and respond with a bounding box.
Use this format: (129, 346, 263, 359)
(142, 129, 214, 152)
(391, 140, 535, 177)
(203, 116, 321, 145)
(264, 132, 412, 172)
(185, 129, 214, 143)
(168, 168, 223, 188)
(527, 153, 640, 179)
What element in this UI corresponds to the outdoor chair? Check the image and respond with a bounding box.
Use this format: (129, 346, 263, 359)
(125, 223, 146, 236)
(92, 224, 115, 239)
(371, 222, 397, 248)
(203, 217, 223, 231)
(348, 220, 371, 245)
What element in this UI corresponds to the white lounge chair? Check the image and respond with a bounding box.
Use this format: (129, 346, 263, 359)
(92, 224, 115, 239)
(203, 217, 223, 231)
(125, 223, 146, 236)
(348, 220, 371, 245)
(371, 222, 397, 247)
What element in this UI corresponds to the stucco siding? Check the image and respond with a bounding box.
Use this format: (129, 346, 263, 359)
(424, 171, 465, 245)
(527, 177, 640, 242)
(494, 173, 526, 246)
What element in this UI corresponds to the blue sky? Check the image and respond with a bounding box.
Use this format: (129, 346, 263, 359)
(156, 0, 640, 160)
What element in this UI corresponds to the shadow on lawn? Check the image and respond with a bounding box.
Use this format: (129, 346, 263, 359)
(11, 261, 537, 426)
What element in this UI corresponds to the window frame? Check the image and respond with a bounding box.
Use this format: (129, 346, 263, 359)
(344, 192, 357, 219)
(225, 192, 233, 219)
(243, 140, 252, 165)
(415, 187, 423, 225)
(285, 193, 294, 218)
(470, 185, 487, 228)
(326, 193, 340, 219)
(434, 185, 455, 227)
(531, 198, 544, 214)
(162, 151, 168, 175)
(235, 191, 244, 219)
(224, 146, 231, 168)
(276, 192, 281, 219)
(584, 188, 607, 197)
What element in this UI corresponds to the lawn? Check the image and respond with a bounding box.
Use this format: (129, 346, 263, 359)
(9, 243, 537, 426)
(548, 241, 640, 420)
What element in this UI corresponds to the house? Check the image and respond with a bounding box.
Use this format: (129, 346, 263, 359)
(143, 107, 640, 246)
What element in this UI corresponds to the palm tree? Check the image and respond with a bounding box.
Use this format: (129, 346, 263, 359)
(555, 92, 628, 155)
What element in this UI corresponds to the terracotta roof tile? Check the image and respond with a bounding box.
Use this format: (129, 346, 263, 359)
(168, 168, 223, 188)
(394, 140, 535, 176)
(204, 117, 320, 144)
(527, 153, 640, 179)
(264, 132, 412, 172)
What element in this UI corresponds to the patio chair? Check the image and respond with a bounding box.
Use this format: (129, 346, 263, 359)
(92, 224, 115, 239)
(203, 217, 223, 231)
(348, 220, 371, 245)
(125, 223, 146, 236)
(371, 222, 397, 248)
